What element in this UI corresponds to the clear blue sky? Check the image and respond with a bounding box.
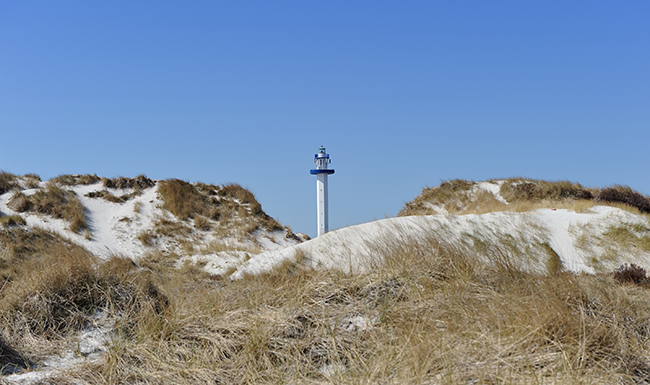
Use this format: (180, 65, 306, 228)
(1, 1, 649, 237)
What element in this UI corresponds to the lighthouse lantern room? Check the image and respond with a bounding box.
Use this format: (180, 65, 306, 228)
(310, 146, 335, 236)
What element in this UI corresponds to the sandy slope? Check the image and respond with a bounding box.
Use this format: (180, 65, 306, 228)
(233, 206, 650, 279)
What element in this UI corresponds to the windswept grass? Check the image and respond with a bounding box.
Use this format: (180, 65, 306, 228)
(0, 171, 18, 195)
(22, 173, 41, 189)
(0, 228, 168, 368)
(24, 233, 644, 384)
(0, 215, 26, 229)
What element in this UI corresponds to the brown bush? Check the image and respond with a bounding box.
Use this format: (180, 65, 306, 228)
(158, 179, 287, 237)
(218, 183, 263, 212)
(598, 186, 650, 214)
(0, 335, 31, 375)
(193, 215, 211, 231)
(613, 263, 647, 285)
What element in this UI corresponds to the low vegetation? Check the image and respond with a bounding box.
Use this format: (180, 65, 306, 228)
(0, 227, 167, 374)
(599, 185, 650, 214)
(0, 171, 18, 195)
(51, 174, 101, 186)
(0, 215, 26, 229)
(158, 179, 284, 237)
(0, 235, 624, 383)
(3, 173, 650, 382)
(400, 178, 650, 217)
(103, 175, 155, 190)
(22, 173, 41, 189)
(8, 184, 88, 232)
(85, 189, 137, 203)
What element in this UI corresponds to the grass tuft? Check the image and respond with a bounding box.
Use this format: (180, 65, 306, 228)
(543, 242, 564, 275)
(158, 179, 285, 236)
(102, 175, 155, 190)
(0, 215, 26, 229)
(158, 179, 205, 220)
(0, 171, 18, 195)
(11, 184, 88, 232)
(85, 189, 136, 203)
(22, 173, 41, 189)
(51, 174, 101, 186)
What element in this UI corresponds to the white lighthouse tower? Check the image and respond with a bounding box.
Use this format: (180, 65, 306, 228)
(310, 146, 335, 236)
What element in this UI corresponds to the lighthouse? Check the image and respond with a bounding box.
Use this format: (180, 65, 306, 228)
(310, 146, 335, 236)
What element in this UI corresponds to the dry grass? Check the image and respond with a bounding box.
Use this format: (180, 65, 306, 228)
(158, 179, 206, 220)
(138, 230, 156, 246)
(51, 174, 101, 186)
(399, 179, 476, 216)
(158, 179, 285, 237)
(0, 228, 167, 372)
(103, 175, 155, 190)
(6, 191, 31, 212)
(3, 234, 632, 383)
(458, 189, 508, 214)
(400, 178, 650, 217)
(601, 223, 650, 253)
(22, 173, 41, 189)
(500, 178, 595, 203)
(0, 215, 26, 229)
(0, 171, 18, 195)
(85, 189, 136, 203)
(133, 201, 143, 214)
(193, 215, 211, 231)
(1, 225, 650, 383)
(13, 184, 88, 232)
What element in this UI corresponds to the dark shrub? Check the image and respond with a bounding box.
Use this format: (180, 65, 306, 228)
(0, 335, 31, 374)
(598, 186, 650, 214)
(576, 189, 593, 200)
(513, 182, 539, 200)
(103, 175, 155, 190)
(613, 264, 647, 285)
